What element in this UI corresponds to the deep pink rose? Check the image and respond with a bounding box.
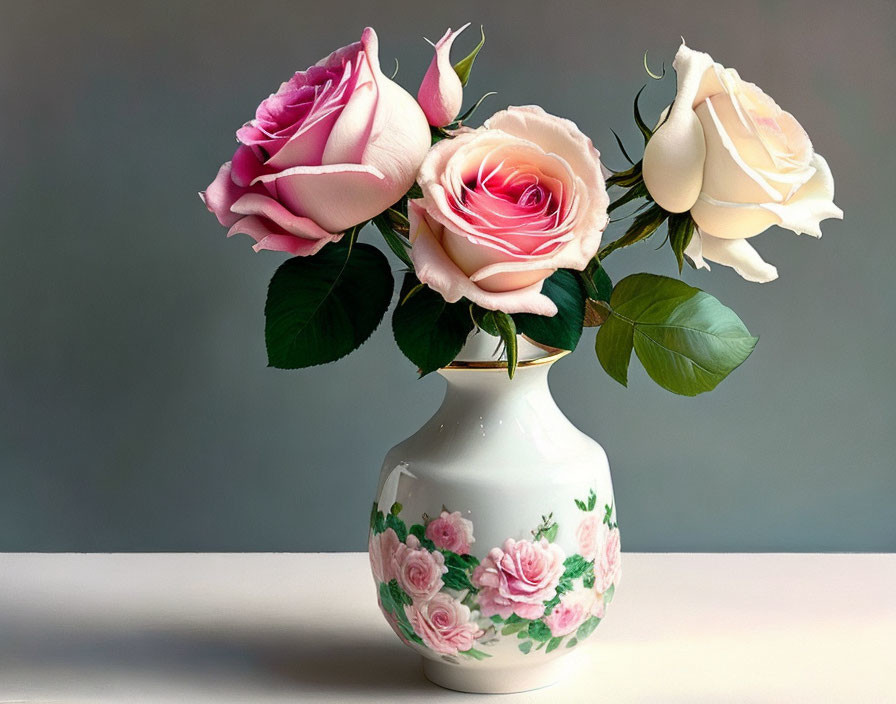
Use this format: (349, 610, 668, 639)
(201, 28, 430, 255)
(594, 526, 621, 593)
(472, 538, 565, 620)
(417, 24, 467, 127)
(576, 514, 601, 562)
(368, 527, 401, 584)
(392, 534, 447, 600)
(404, 593, 484, 655)
(409, 105, 609, 315)
(544, 586, 598, 637)
(425, 510, 475, 555)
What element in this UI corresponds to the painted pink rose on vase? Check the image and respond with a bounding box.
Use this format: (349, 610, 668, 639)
(368, 527, 401, 583)
(409, 105, 610, 316)
(544, 587, 598, 637)
(594, 525, 622, 593)
(575, 514, 601, 562)
(201, 28, 430, 255)
(425, 510, 475, 554)
(392, 534, 447, 600)
(472, 537, 565, 619)
(404, 593, 484, 655)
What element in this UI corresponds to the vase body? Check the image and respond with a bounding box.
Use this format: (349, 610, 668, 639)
(368, 334, 620, 694)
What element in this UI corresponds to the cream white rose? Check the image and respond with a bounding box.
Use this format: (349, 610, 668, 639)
(642, 42, 843, 282)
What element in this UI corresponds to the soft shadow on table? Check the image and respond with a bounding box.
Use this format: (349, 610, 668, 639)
(4, 621, 438, 698)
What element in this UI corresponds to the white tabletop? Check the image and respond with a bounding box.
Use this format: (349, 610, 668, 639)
(1, 553, 893, 703)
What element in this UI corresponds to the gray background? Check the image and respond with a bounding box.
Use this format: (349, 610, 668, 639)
(1, 0, 892, 552)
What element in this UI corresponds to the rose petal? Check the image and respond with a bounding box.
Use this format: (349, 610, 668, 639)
(200, 161, 246, 228)
(686, 228, 778, 283)
(252, 162, 387, 233)
(229, 192, 338, 239)
(226, 215, 339, 256)
(409, 202, 558, 316)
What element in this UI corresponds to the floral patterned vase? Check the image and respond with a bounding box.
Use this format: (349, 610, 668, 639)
(369, 332, 620, 694)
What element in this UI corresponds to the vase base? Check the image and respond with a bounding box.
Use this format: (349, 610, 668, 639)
(422, 656, 568, 694)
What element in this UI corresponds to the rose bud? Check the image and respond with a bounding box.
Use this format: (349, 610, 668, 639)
(417, 24, 469, 127)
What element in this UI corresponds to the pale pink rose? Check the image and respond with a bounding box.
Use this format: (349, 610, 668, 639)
(417, 24, 468, 127)
(368, 527, 400, 583)
(544, 587, 596, 637)
(404, 593, 484, 655)
(392, 534, 447, 600)
(594, 526, 621, 594)
(472, 537, 565, 619)
(642, 42, 842, 282)
(409, 105, 609, 316)
(575, 514, 601, 562)
(201, 28, 430, 254)
(425, 510, 475, 555)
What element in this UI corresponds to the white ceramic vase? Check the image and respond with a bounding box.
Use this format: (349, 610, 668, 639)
(368, 332, 620, 694)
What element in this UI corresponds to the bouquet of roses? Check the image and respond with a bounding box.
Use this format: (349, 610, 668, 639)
(201, 25, 841, 395)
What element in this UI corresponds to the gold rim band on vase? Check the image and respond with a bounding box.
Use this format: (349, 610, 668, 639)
(442, 349, 570, 371)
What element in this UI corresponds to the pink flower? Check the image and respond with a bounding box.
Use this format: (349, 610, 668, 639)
(425, 510, 475, 555)
(417, 24, 468, 127)
(409, 105, 609, 316)
(544, 587, 597, 637)
(368, 527, 401, 584)
(201, 28, 430, 254)
(472, 538, 565, 620)
(392, 534, 447, 600)
(594, 526, 621, 594)
(576, 514, 601, 562)
(404, 593, 484, 655)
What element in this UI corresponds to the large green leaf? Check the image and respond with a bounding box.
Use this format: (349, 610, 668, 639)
(392, 274, 474, 376)
(265, 237, 393, 369)
(513, 270, 585, 351)
(595, 274, 758, 396)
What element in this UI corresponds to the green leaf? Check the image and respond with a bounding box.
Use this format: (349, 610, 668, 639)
(583, 571, 596, 589)
(265, 235, 393, 369)
(528, 620, 552, 642)
(388, 579, 413, 607)
(461, 647, 492, 660)
(587, 489, 597, 512)
(562, 555, 593, 580)
(409, 524, 436, 551)
(490, 614, 503, 624)
(604, 584, 616, 605)
(390, 502, 402, 516)
(610, 129, 634, 166)
(370, 503, 386, 534)
(566, 637, 578, 648)
(583, 260, 613, 303)
(607, 180, 649, 215)
(667, 212, 696, 272)
(598, 203, 669, 260)
(452, 25, 485, 87)
(372, 214, 412, 268)
(606, 160, 643, 188)
(543, 523, 558, 542)
(501, 620, 530, 636)
(576, 615, 601, 640)
(546, 637, 563, 653)
(393, 274, 474, 376)
(595, 274, 758, 396)
(385, 513, 408, 542)
(513, 270, 585, 351)
(505, 614, 523, 624)
(455, 91, 497, 125)
(378, 581, 394, 612)
(595, 313, 634, 386)
(442, 554, 476, 592)
(633, 85, 652, 143)
(574, 499, 588, 511)
(475, 310, 518, 379)
(518, 640, 533, 654)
